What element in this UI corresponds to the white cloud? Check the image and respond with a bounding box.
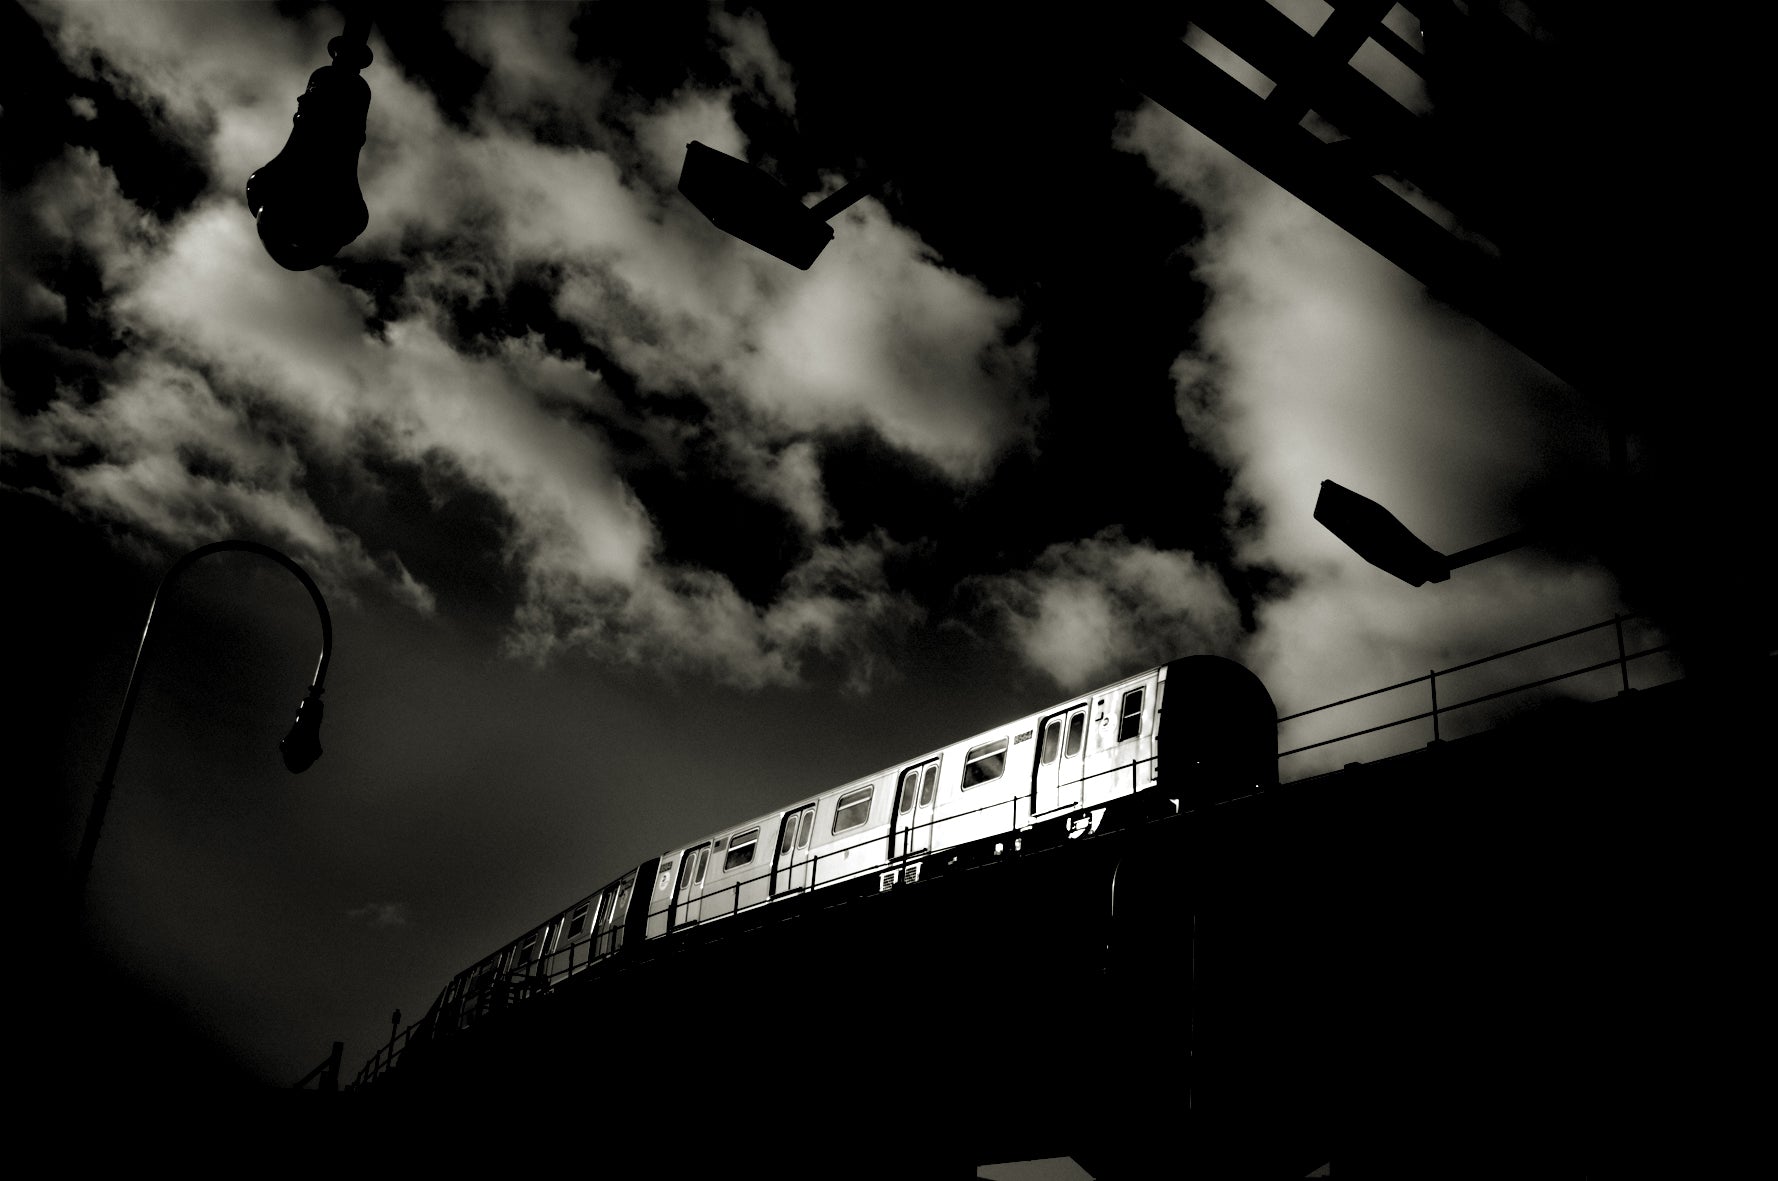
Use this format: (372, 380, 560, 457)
(342, 20, 1034, 487)
(731, 438, 833, 535)
(730, 201, 1036, 482)
(971, 531, 1244, 689)
(10, 4, 1034, 690)
(444, 0, 610, 137)
(632, 87, 748, 186)
(511, 533, 920, 692)
(5, 349, 437, 615)
(713, 8, 797, 114)
(31, 0, 338, 186)
(20, 145, 162, 288)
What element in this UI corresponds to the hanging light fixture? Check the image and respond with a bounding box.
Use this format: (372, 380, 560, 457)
(246, 15, 375, 271)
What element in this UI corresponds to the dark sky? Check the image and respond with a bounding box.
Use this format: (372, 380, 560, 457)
(8, 0, 1722, 1117)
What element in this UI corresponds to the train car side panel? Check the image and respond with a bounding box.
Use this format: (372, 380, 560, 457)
(811, 776, 887, 887)
(1079, 668, 1163, 809)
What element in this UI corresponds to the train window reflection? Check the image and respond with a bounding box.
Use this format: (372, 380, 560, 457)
(779, 817, 796, 855)
(1119, 688, 1144, 741)
(725, 828, 760, 871)
(1064, 711, 1086, 757)
(1039, 719, 1061, 765)
(919, 764, 938, 806)
(899, 769, 919, 814)
(568, 902, 590, 937)
(962, 737, 1008, 787)
(795, 808, 814, 848)
(833, 785, 875, 833)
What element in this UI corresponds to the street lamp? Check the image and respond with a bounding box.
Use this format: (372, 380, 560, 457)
(678, 141, 885, 269)
(1314, 479, 1528, 587)
(245, 7, 375, 271)
(69, 540, 335, 918)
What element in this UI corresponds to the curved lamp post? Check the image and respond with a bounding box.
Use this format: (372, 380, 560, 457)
(70, 541, 334, 918)
(1314, 479, 1529, 587)
(245, 6, 375, 270)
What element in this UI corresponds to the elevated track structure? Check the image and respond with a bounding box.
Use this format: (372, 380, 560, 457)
(335, 614, 1758, 1178)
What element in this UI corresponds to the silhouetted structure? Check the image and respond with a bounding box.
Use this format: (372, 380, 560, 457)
(337, 660, 1760, 1178)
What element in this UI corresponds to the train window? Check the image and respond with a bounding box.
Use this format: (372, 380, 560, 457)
(568, 902, 590, 938)
(833, 785, 875, 834)
(1064, 711, 1086, 757)
(1039, 719, 1061, 765)
(898, 768, 919, 814)
(919, 763, 939, 806)
(612, 880, 633, 925)
(778, 818, 796, 855)
(1118, 688, 1144, 741)
(962, 737, 1008, 787)
(796, 807, 814, 848)
(725, 828, 760, 871)
(677, 847, 707, 893)
(597, 882, 632, 924)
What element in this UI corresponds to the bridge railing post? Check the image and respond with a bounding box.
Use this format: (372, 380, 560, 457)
(1428, 669, 1441, 743)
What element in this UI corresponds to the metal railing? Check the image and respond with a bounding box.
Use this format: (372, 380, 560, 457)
(349, 756, 1166, 1088)
(629, 756, 1161, 941)
(350, 1027, 416, 1090)
(1276, 614, 1677, 775)
(294, 1040, 343, 1092)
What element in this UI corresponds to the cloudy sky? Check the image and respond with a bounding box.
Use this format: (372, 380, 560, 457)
(9, 0, 1700, 1123)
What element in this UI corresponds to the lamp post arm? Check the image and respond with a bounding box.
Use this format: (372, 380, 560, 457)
(1442, 528, 1533, 573)
(329, 2, 375, 71)
(71, 540, 333, 920)
(339, 4, 373, 49)
(806, 169, 888, 222)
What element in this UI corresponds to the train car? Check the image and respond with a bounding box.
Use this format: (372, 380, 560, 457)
(401, 654, 1273, 1051)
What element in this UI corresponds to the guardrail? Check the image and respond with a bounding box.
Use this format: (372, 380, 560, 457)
(349, 1028, 413, 1090)
(1277, 614, 1678, 777)
(348, 758, 1164, 1089)
(295, 1040, 343, 1091)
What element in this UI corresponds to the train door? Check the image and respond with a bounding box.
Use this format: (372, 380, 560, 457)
(1033, 704, 1088, 814)
(595, 876, 634, 956)
(894, 757, 941, 858)
(771, 804, 816, 895)
(671, 842, 711, 928)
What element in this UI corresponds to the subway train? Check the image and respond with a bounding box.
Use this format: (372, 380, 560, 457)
(396, 654, 1275, 1056)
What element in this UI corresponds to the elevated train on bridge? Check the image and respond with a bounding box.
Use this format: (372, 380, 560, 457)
(407, 655, 1275, 1045)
